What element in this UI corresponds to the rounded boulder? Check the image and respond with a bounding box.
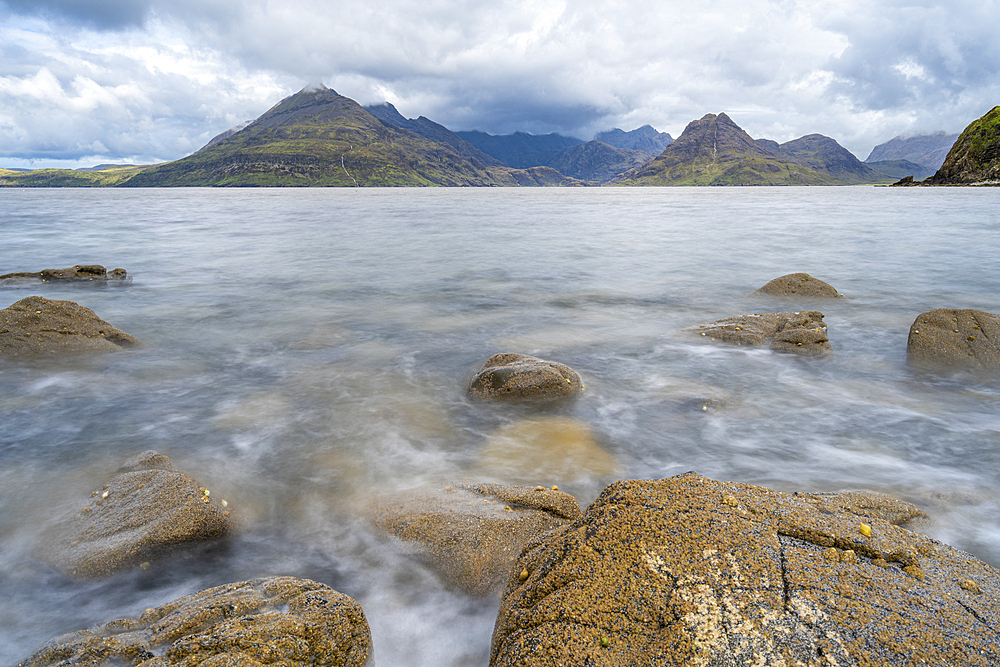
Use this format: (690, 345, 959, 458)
(468, 353, 583, 401)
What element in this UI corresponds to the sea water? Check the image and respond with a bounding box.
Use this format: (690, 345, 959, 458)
(1, 186, 999, 665)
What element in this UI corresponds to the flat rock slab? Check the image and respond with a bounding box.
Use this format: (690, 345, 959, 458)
(907, 308, 1000, 371)
(491, 473, 999, 667)
(18, 576, 372, 667)
(370, 482, 582, 595)
(0, 264, 130, 285)
(752, 272, 843, 298)
(693, 310, 831, 355)
(0, 296, 141, 355)
(45, 452, 234, 578)
(469, 353, 584, 401)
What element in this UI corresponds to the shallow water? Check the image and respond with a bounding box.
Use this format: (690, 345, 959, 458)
(1, 186, 999, 665)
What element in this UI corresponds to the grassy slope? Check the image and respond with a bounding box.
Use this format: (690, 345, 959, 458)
(0, 165, 151, 187)
(928, 106, 1000, 184)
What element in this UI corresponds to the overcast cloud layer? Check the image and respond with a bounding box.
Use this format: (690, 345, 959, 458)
(1, 0, 998, 169)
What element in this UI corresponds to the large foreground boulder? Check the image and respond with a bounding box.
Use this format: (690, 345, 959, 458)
(0, 264, 131, 285)
(491, 473, 999, 666)
(0, 296, 141, 355)
(751, 273, 843, 298)
(468, 353, 583, 401)
(370, 482, 582, 595)
(45, 451, 234, 578)
(907, 308, 1000, 371)
(18, 576, 372, 667)
(693, 310, 831, 355)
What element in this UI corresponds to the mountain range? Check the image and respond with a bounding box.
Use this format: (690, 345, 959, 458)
(0, 84, 991, 187)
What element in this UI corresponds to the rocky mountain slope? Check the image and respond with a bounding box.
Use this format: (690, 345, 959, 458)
(924, 106, 1000, 185)
(364, 103, 504, 167)
(866, 132, 959, 169)
(594, 125, 673, 155)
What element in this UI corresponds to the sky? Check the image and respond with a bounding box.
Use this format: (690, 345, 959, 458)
(1, 0, 998, 169)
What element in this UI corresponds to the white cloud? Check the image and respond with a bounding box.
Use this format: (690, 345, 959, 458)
(1, 0, 998, 167)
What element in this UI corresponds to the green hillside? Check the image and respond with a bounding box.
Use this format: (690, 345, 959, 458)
(124, 86, 512, 187)
(926, 106, 1000, 185)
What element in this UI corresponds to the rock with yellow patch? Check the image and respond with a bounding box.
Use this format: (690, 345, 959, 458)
(17, 576, 371, 667)
(491, 473, 1000, 666)
(751, 272, 843, 298)
(0, 296, 141, 356)
(472, 416, 620, 487)
(692, 311, 831, 356)
(369, 482, 581, 595)
(907, 308, 1000, 371)
(0, 264, 131, 285)
(468, 353, 583, 401)
(43, 451, 233, 578)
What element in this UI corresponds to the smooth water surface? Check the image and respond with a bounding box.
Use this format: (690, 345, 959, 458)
(1, 187, 999, 665)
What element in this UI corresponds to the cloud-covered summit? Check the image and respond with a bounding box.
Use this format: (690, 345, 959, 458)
(1, 0, 998, 169)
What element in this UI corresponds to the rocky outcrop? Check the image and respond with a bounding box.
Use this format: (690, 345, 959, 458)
(44, 451, 234, 578)
(907, 308, 1000, 371)
(468, 353, 583, 401)
(0, 264, 130, 284)
(926, 106, 1000, 185)
(0, 296, 141, 355)
(18, 576, 372, 667)
(370, 482, 582, 595)
(491, 473, 999, 667)
(693, 310, 831, 355)
(752, 272, 843, 298)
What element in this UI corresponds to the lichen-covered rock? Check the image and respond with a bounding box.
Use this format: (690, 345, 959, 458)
(45, 452, 234, 578)
(491, 473, 1000, 667)
(752, 272, 843, 298)
(468, 353, 583, 401)
(693, 310, 831, 355)
(18, 576, 372, 667)
(370, 482, 582, 595)
(0, 296, 141, 355)
(907, 308, 1000, 371)
(0, 264, 131, 285)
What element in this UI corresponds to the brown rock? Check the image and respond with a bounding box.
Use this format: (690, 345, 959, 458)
(0, 296, 141, 355)
(45, 452, 234, 578)
(491, 473, 1000, 667)
(907, 308, 1000, 371)
(752, 272, 843, 298)
(370, 482, 582, 595)
(0, 264, 131, 284)
(468, 353, 583, 401)
(17, 576, 372, 667)
(693, 310, 831, 355)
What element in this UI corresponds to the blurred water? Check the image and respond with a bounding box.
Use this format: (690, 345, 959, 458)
(1, 186, 999, 665)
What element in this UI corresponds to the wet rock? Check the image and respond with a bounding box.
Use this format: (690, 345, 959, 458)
(18, 576, 372, 667)
(693, 310, 831, 355)
(907, 308, 1000, 371)
(370, 482, 582, 595)
(0, 296, 141, 355)
(45, 452, 234, 578)
(472, 416, 620, 487)
(468, 353, 583, 401)
(752, 272, 843, 298)
(491, 473, 1000, 667)
(0, 264, 131, 285)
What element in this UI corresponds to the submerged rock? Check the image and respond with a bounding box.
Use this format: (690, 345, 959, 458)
(468, 353, 583, 401)
(0, 264, 131, 285)
(18, 576, 372, 667)
(370, 482, 581, 595)
(491, 473, 1000, 667)
(907, 308, 1000, 371)
(472, 416, 620, 487)
(45, 451, 234, 578)
(752, 272, 843, 298)
(693, 310, 831, 355)
(0, 296, 141, 355)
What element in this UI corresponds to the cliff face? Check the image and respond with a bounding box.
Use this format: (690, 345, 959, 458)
(926, 106, 1000, 185)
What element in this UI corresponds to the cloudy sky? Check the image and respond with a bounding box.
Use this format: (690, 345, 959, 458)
(1, 0, 998, 169)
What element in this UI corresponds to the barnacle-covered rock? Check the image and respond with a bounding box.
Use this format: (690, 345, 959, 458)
(0, 296, 141, 355)
(751, 272, 843, 298)
(907, 308, 1000, 371)
(468, 353, 583, 401)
